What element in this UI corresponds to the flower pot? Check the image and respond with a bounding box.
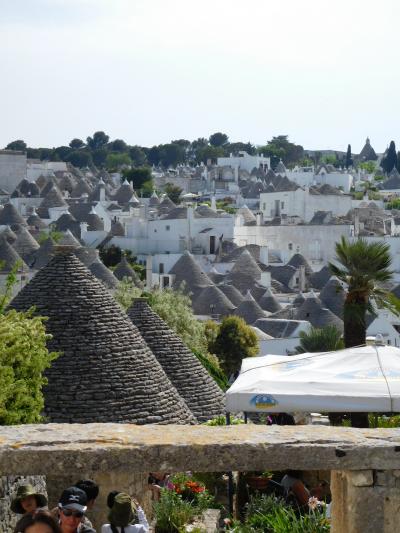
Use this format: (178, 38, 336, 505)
(246, 476, 270, 491)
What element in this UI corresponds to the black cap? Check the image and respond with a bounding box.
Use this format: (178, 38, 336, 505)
(58, 486, 87, 512)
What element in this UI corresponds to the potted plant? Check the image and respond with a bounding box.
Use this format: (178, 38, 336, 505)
(246, 471, 273, 491)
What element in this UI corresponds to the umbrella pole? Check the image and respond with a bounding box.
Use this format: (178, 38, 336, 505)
(226, 412, 234, 516)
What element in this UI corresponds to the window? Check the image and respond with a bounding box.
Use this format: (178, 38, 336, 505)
(281, 201, 284, 209)
(288, 243, 293, 251)
(166, 225, 170, 231)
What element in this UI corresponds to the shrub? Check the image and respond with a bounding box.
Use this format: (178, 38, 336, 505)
(153, 489, 197, 533)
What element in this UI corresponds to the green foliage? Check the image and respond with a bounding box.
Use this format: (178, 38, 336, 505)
(122, 166, 152, 190)
(148, 287, 207, 354)
(153, 488, 197, 533)
(37, 231, 63, 244)
(192, 350, 229, 391)
(210, 316, 259, 376)
(382, 140, 397, 174)
(69, 138, 85, 149)
(387, 198, 400, 210)
(359, 161, 376, 173)
(296, 326, 344, 353)
(164, 182, 183, 204)
(0, 309, 59, 424)
(86, 130, 110, 150)
(209, 132, 229, 147)
(345, 144, 353, 169)
(369, 414, 400, 428)
(257, 135, 304, 167)
(5, 139, 27, 151)
(114, 279, 142, 311)
(66, 150, 92, 168)
(204, 414, 243, 425)
(106, 152, 131, 170)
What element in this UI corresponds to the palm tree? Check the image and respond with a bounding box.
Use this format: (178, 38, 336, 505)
(296, 325, 344, 354)
(329, 237, 394, 348)
(329, 237, 395, 428)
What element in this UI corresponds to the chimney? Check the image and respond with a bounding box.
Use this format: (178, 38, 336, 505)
(354, 209, 360, 237)
(259, 245, 269, 266)
(146, 255, 153, 290)
(211, 196, 217, 211)
(259, 271, 271, 288)
(299, 265, 306, 292)
(256, 212, 264, 226)
(80, 221, 88, 236)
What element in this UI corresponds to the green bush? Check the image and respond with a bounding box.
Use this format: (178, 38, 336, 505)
(154, 489, 197, 533)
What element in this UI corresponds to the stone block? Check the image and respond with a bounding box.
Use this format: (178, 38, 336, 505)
(349, 470, 373, 487)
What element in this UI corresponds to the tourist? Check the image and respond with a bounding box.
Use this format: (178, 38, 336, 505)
(57, 487, 96, 533)
(14, 510, 61, 533)
(101, 492, 149, 533)
(11, 484, 48, 516)
(75, 480, 99, 529)
(14, 511, 61, 533)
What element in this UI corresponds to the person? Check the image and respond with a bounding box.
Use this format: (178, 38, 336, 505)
(57, 486, 96, 533)
(147, 472, 172, 501)
(101, 492, 149, 533)
(74, 480, 99, 529)
(13, 510, 61, 533)
(11, 484, 48, 516)
(14, 511, 60, 533)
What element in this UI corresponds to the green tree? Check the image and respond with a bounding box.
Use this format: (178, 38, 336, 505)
(147, 145, 162, 166)
(345, 144, 353, 169)
(210, 315, 259, 376)
(164, 182, 182, 204)
(69, 138, 85, 149)
(66, 150, 92, 168)
(382, 140, 397, 174)
(109, 139, 127, 152)
(359, 161, 376, 174)
(86, 131, 110, 150)
(123, 166, 152, 190)
(258, 135, 304, 166)
(329, 237, 396, 427)
(0, 309, 58, 424)
(6, 140, 27, 151)
(196, 145, 225, 164)
(129, 146, 147, 166)
(209, 132, 229, 147)
(53, 146, 72, 160)
(91, 147, 108, 167)
(296, 326, 344, 353)
(227, 142, 256, 155)
(106, 152, 131, 170)
(160, 143, 185, 167)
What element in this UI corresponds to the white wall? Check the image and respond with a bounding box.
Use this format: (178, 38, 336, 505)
(217, 152, 270, 173)
(0, 151, 27, 193)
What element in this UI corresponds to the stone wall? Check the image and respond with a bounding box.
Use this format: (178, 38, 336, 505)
(0, 476, 46, 533)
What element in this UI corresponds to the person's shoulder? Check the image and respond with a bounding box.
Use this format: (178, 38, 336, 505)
(80, 524, 97, 533)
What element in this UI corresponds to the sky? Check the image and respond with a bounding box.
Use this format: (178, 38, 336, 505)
(1, 0, 399, 152)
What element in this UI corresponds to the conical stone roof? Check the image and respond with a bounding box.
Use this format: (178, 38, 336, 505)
(149, 191, 160, 206)
(0, 203, 27, 227)
(12, 226, 40, 263)
(30, 237, 55, 270)
(170, 251, 212, 294)
(231, 250, 262, 278)
(88, 259, 119, 289)
(293, 292, 306, 307)
(237, 205, 256, 224)
(9, 250, 195, 424)
(113, 255, 140, 284)
(73, 246, 98, 267)
(37, 185, 68, 218)
(319, 277, 345, 318)
(58, 230, 81, 248)
(113, 180, 135, 205)
(127, 298, 225, 422)
(0, 236, 27, 272)
(218, 284, 245, 307)
(26, 209, 47, 230)
(1, 225, 17, 244)
(192, 285, 235, 316)
(71, 179, 92, 198)
(287, 253, 313, 277)
(258, 287, 282, 313)
(233, 291, 266, 325)
(295, 294, 343, 331)
(309, 265, 332, 290)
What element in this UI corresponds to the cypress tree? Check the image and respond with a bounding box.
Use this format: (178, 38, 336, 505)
(382, 141, 397, 174)
(345, 144, 353, 169)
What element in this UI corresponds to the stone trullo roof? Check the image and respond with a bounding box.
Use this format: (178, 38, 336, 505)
(309, 265, 332, 290)
(287, 253, 313, 277)
(192, 285, 236, 316)
(230, 249, 262, 279)
(0, 235, 27, 272)
(37, 185, 68, 218)
(233, 291, 266, 325)
(30, 237, 55, 270)
(71, 179, 92, 198)
(319, 277, 345, 318)
(127, 298, 225, 422)
(1, 225, 17, 244)
(9, 250, 195, 424)
(58, 230, 82, 248)
(0, 203, 27, 227)
(359, 137, 377, 161)
(258, 287, 282, 313)
(12, 226, 40, 263)
(88, 259, 119, 289)
(113, 255, 141, 284)
(294, 293, 343, 331)
(170, 251, 213, 294)
(237, 205, 257, 225)
(26, 209, 47, 230)
(113, 179, 135, 205)
(218, 283, 245, 307)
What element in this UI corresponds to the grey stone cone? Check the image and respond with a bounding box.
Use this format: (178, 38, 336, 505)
(127, 298, 225, 422)
(9, 250, 195, 424)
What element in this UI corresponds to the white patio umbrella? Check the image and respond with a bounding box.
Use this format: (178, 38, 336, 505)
(226, 344, 400, 413)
